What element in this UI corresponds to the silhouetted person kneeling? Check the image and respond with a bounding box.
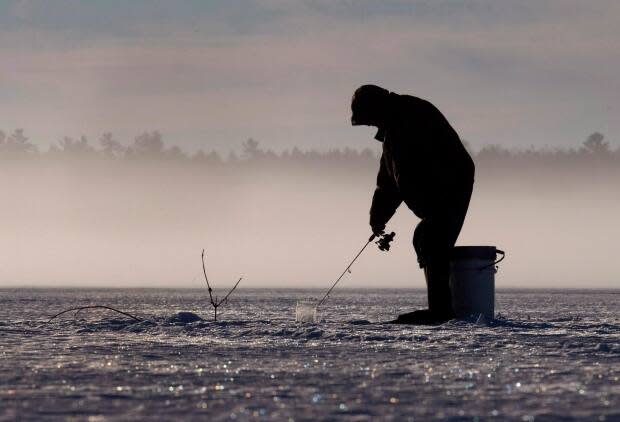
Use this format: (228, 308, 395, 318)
(351, 85, 474, 324)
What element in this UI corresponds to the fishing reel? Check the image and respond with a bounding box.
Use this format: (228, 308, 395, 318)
(374, 231, 396, 251)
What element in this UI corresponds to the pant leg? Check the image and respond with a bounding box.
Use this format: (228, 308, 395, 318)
(412, 203, 470, 267)
(414, 216, 459, 315)
(412, 183, 473, 315)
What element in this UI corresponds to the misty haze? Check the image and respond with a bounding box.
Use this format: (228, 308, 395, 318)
(1, 130, 618, 289)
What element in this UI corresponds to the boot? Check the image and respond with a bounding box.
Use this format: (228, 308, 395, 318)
(425, 260, 455, 320)
(391, 262, 454, 325)
(392, 309, 437, 325)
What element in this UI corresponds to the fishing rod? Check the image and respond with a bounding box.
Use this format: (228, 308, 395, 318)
(316, 231, 395, 308)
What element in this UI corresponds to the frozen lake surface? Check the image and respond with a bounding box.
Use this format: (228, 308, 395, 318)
(1, 288, 619, 421)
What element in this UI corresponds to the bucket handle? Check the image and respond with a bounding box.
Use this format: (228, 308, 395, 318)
(479, 249, 505, 271)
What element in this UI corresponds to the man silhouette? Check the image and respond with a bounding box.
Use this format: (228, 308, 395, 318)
(351, 85, 475, 324)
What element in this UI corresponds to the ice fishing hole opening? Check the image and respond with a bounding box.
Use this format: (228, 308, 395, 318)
(295, 301, 318, 323)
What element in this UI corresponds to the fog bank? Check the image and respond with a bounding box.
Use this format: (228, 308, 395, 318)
(1, 145, 618, 289)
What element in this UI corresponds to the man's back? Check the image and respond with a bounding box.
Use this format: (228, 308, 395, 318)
(381, 93, 474, 217)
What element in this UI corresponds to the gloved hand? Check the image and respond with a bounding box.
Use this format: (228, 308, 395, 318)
(371, 223, 385, 237)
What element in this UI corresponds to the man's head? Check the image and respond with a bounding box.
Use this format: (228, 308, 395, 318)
(351, 84, 390, 127)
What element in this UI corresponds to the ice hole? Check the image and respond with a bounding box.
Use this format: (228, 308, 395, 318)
(295, 301, 318, 323)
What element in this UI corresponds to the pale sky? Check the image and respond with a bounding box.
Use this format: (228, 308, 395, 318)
(2, 0, 619, 153)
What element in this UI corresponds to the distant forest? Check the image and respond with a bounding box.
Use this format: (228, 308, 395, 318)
(1, 129, 618, 175)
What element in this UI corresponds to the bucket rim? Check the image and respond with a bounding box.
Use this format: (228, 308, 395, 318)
(451, 246, 498, 260)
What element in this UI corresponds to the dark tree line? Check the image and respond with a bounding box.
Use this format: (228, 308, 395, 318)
(1, 129, 618, 169)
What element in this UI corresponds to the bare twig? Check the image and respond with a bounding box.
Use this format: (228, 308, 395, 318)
(219, 277, 243, 305)
(201, 249, 216, 307)
(200, 249, 243, 321)
(47, 306, 142, 323)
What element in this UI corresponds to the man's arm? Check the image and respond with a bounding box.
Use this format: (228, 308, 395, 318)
(370, 155, 402, 234)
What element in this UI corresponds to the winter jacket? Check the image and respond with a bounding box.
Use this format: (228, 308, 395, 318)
(370, 93, 475, 228)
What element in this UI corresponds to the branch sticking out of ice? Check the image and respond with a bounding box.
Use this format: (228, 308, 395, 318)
(201, 249, 243, 321)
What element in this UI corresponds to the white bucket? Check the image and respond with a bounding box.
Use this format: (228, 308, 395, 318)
(449, 246, 505, 319)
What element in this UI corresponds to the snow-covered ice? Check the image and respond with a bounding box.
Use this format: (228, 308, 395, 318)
(1, 288, 619, 420)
